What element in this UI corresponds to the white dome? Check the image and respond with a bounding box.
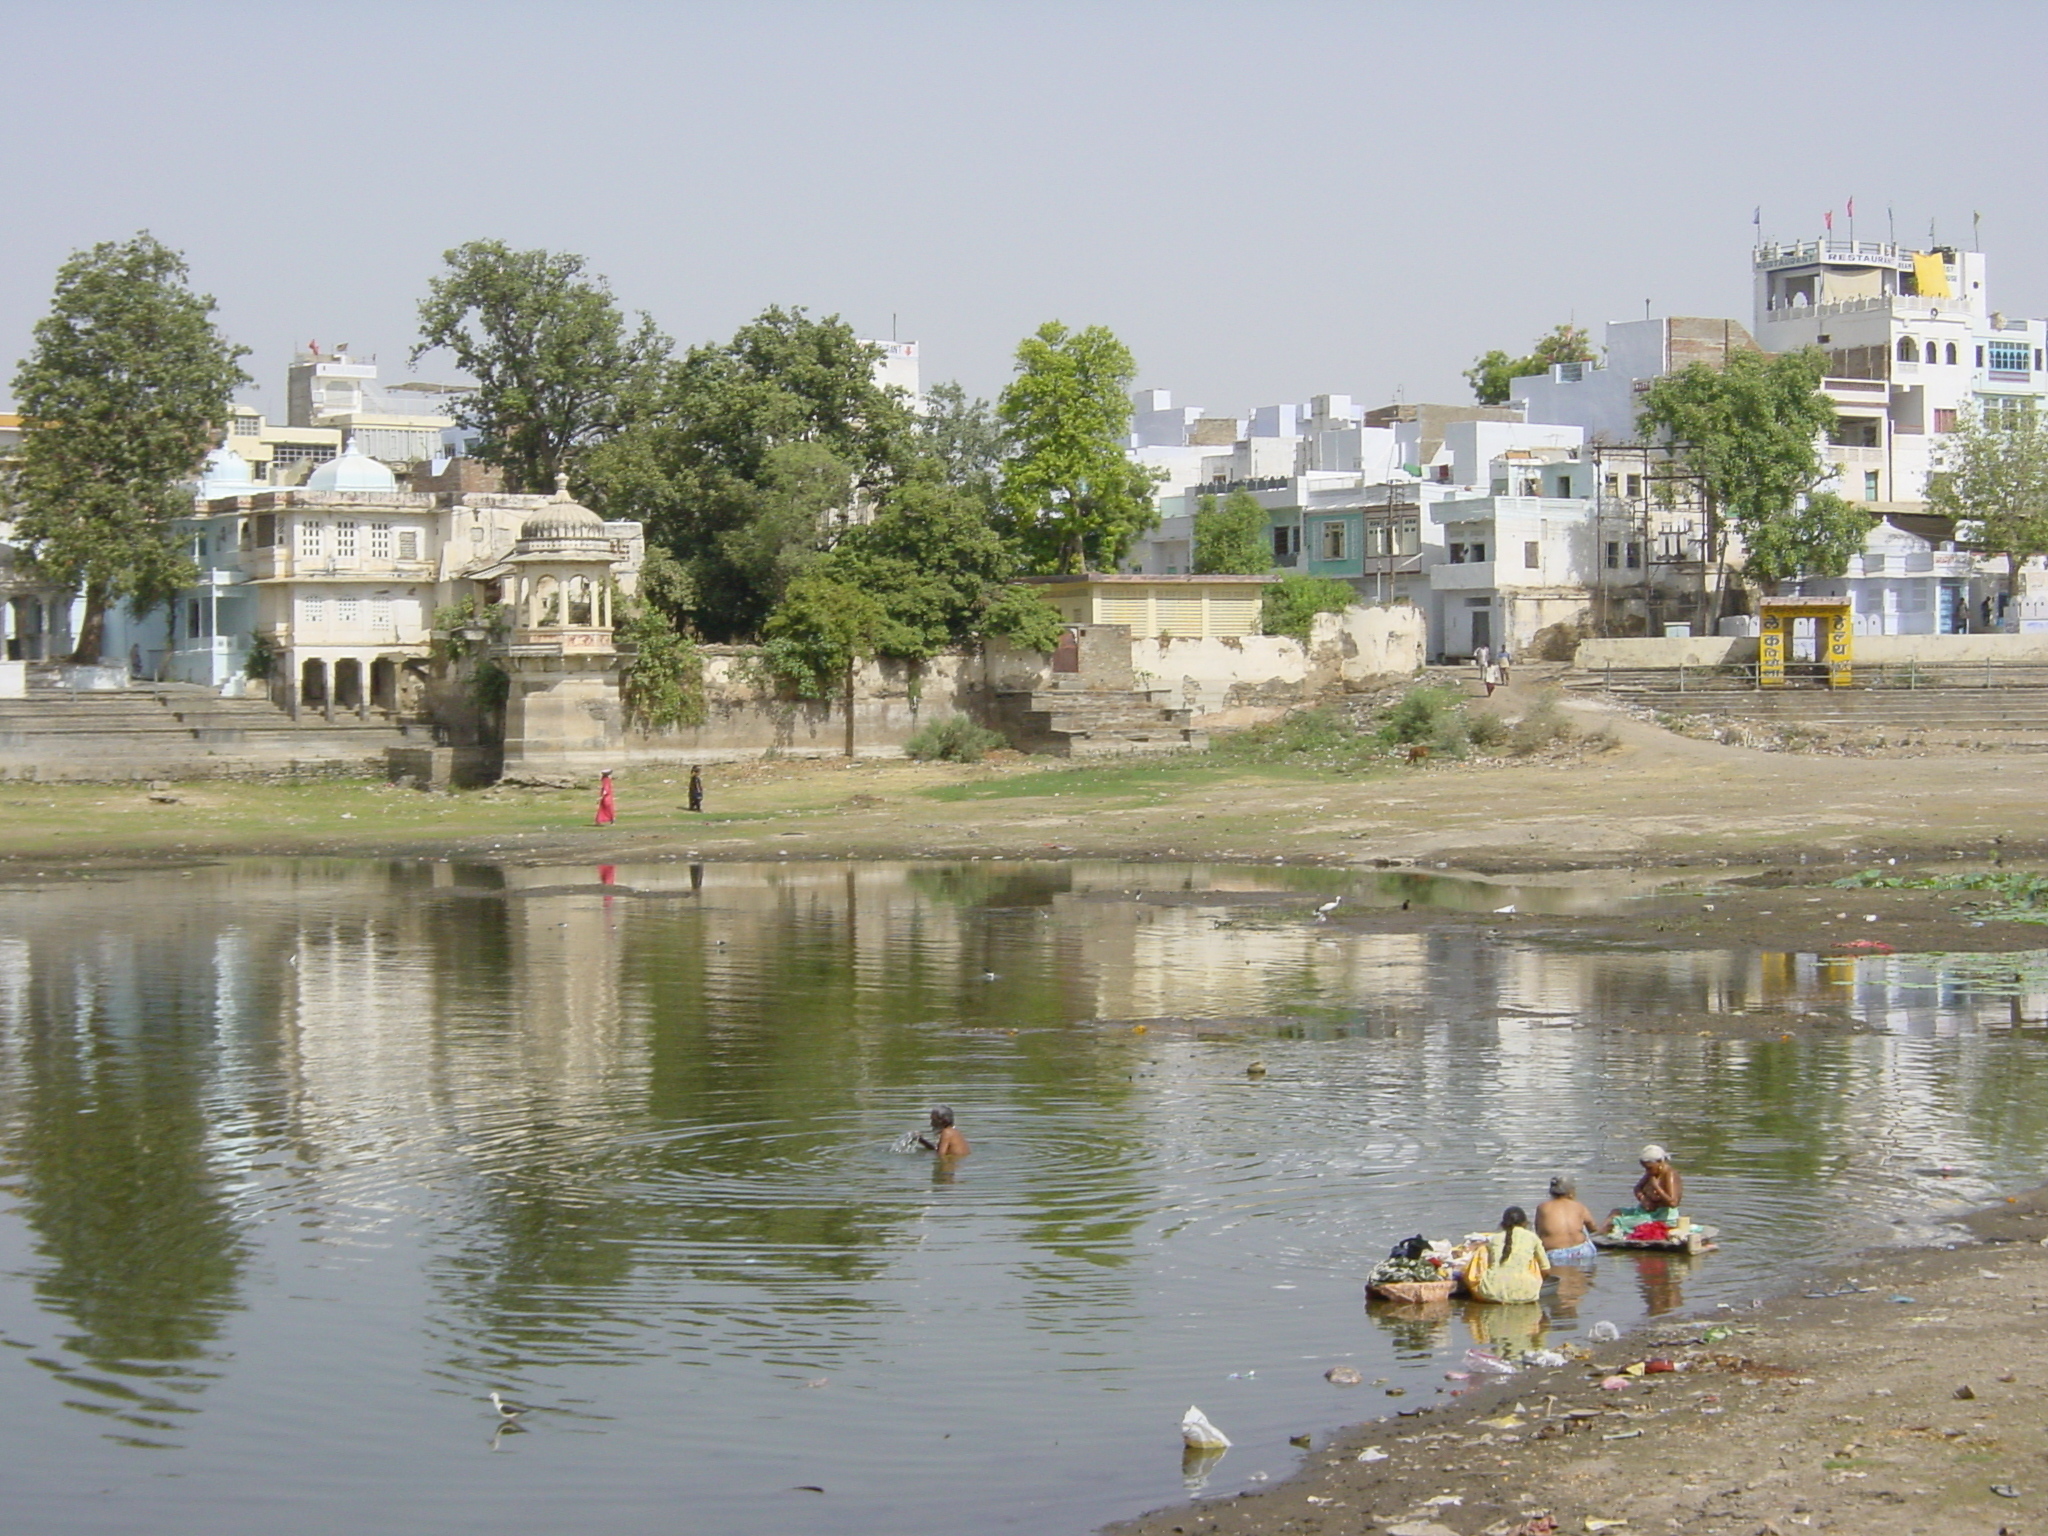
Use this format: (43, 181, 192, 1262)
(197, 444, 256, 497)
(305, 436, 397, 493)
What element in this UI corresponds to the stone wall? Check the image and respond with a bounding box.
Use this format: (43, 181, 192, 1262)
(606, 606, 1428, 764)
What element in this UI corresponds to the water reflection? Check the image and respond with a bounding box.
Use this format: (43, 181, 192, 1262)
(0, 859, 2045, 1535)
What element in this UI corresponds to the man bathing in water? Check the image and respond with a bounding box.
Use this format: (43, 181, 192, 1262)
(1535, 1175, 1600, 1263)
(916, 1105, 970, 1157)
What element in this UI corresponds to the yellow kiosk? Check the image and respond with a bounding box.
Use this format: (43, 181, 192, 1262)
(1757, 598, 1853, 688)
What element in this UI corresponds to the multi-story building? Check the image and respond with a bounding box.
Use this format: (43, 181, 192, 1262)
(149, 440, 642, 709)
(1750, 238, 2048, 507)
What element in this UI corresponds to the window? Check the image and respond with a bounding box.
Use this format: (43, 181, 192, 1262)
(1934, 408, 1958, 433)
(396, 529, 419, 561)
(1523, 540, 1540, 569)
(300, 596, 323, 624)
(1318, 521, 1347, 560)
(1605, 540, 1621, 569)
(272, 443, 334, 467)
(1626, 473, 1643, 497)
(1865, 470, 1881, 501)
(1989, 339, 2029, 376)
(232, 415, 261, 437)
(1556, 475, 1572, 497)
(1898, 336, 1919, 363)
(1450, 543, 1471, 564)
(1364, 524, 1392, 557)
(1270, 525, 1300, 557)
(297, 519, 323, 557)
(370, 597, 392, 629)
(335, 521, 358, 557)
(1397, 518, 1419, 555)
(1983, 395, 2035, 427)
(1604, 474, 1619, 495)
(336, 597, 359, 624)
(1947, 342, 1959, 365)
(1977, 345, 1987, 368)
(1865, 552, 1887, 574)
(368, 523, 392, 560)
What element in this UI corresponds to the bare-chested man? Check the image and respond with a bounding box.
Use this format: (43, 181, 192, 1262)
(1607, 1145, 1682, 1231)
(916, 1104, 970, 1158)
(1536, 1175, 1600, 1263)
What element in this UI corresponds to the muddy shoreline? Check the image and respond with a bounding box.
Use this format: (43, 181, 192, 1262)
(1100, 1189, 2048, 1536)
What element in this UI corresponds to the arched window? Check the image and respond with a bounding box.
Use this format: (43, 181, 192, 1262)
(1946, 341, 1959, 365)
(1897, 336, 1919, 363)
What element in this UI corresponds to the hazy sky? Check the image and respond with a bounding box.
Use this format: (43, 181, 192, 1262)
(5, 1, 2047, 420)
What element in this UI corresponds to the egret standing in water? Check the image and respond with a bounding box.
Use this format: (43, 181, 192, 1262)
(1314, 897, 1342, 921)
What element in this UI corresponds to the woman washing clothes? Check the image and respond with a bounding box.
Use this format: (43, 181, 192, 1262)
(1462, 1205, 1552, 1303)
(1607, 1144, 1683, 1236)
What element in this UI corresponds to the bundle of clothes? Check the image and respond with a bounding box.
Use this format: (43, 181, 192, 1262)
(1366, 1234, 1449, 1289)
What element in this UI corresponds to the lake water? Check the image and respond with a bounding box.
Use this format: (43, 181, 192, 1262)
(3, 856, 2047, 1534)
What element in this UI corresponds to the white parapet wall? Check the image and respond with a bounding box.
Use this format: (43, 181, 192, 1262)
(1575, 632, 2048, 669)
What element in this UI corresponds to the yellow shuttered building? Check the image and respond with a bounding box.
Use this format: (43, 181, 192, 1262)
(1017, 575, 1278, 638)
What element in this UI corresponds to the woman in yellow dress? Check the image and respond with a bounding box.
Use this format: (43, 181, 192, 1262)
(1463, 1205, 1552, 1303)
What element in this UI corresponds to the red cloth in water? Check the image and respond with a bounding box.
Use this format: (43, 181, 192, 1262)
(1627, 1220, 1671, 1241)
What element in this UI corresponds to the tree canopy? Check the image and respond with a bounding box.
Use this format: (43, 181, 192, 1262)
(7, 233, 248, 662)
(1635, 347, 1865, 590)
(1464, 323, 1597, 406)
(413, 240, 669, 492)
(996, 321, 1160, 573)
(1925, 404, 2048, 580)
(1192, 489, 1273, 574)
(582, 307, 914, 640)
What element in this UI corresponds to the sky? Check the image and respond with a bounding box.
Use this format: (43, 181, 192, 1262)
(4, 0, 2048, 421)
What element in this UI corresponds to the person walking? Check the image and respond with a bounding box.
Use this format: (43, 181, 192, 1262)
(688, 765, 704, 813)
(595, 770, 616, 827)
(1496, 644, 1513, 685)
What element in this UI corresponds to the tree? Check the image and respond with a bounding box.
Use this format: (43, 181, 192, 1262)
(582, 307, 914, 639)
(1464, 323, 1598, 406)
(915, 380, 1009, 510)
(996, 321, 1160, 573)
(1636, 347, 1860, 610)
(1924, 405, 2048, 586)
(761, 572, 916, 755)
(8, 233, 248, 663)
(1192, 489, 1273, 574)
(413, 240, 668, 492)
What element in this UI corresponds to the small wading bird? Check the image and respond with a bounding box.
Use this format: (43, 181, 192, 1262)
(489, 1391, 531, 1422)
(1314, 897, 1342, 921)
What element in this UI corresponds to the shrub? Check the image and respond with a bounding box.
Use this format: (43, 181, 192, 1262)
(1374, 684, 1470, 756)
(1261, 573, 1355, 643)
(906, 715, 1005, 762)
(1506, 694, 1578, 755)
(1466, 710, 1511, 750)
(1213, 706, 1383, 771)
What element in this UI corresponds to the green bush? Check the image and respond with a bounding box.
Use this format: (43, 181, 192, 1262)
(1506, 694, 1577, 755)
(1466, 710, 1511, 749)
(1212, 706, 1384, 771)
(1261, 573, 1355, 642)
(1374, 684, 1470, 755)
(906, 715, 1005, 762)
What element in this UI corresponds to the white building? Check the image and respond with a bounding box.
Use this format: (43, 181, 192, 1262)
(144, 440, 643, 709)
(1751, 238, 2048, 506)
(1511, 315, 1762, 443)
(1780, 517, 1982, 635)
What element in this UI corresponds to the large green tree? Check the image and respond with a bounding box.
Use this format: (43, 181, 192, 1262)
(8, 233, 248, 663)
(916, 380, 1009, 511)
(1464, 322, 1597, 406)
(1192, 489, 1273, 574)
(1636, 347, 1865, 605)
(996, 321, 1160, 573)
(1925, 404, 2048, 584)
(413, 240, 668, 491)
(582, 307, 914, 639)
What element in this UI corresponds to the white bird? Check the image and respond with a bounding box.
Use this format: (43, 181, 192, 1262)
(489, 1391, 531, 1422)
(1493, 903, 1517, 915)
(1314, 897, 1343, 921)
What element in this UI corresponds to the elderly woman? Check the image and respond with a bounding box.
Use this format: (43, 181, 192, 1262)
(1463, 1205, 1552, 1303)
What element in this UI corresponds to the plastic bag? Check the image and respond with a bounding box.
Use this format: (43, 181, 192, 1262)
(1462, 1348, 1518, 1375)
(1180, 1404, 1231, 1449)
(1588, 1320, 1621, 1342)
